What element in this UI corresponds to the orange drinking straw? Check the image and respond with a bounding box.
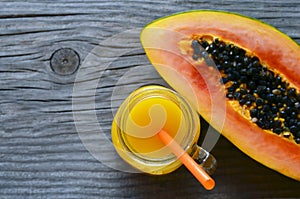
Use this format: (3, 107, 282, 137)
(157, 130, 215, 190)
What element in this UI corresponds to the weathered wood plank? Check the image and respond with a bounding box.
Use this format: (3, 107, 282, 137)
(1, 0, 300, 198)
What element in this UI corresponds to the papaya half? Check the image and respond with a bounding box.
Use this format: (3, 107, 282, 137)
(140, 10, 300, 181)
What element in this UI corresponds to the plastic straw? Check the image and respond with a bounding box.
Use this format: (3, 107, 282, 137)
(157, 130, 215, 190)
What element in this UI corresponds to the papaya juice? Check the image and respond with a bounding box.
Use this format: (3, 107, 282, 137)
(122, 97, 187, 159)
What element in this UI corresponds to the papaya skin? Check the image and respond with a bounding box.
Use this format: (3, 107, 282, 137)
(140, 10, 300, 181)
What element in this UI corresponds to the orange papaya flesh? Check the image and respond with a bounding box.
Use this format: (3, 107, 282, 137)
(140, 11, 300, 181)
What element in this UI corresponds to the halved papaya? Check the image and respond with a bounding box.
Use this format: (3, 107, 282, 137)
(140, 10, 300, 181)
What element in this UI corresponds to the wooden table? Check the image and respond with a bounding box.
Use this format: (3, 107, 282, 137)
(1, 1, 299, 198)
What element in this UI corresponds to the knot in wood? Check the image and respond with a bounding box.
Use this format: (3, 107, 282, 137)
(50, 48, 80, 75)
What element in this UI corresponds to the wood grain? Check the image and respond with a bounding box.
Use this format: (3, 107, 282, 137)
(0, 0, 300, 198)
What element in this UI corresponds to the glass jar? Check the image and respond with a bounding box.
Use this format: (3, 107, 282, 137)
(111, 85, 216, 175)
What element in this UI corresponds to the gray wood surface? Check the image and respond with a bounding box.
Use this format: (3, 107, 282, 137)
(1, 0, 300, 198)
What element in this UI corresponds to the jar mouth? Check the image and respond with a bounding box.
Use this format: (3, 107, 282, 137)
(113, 85, 200, 167)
